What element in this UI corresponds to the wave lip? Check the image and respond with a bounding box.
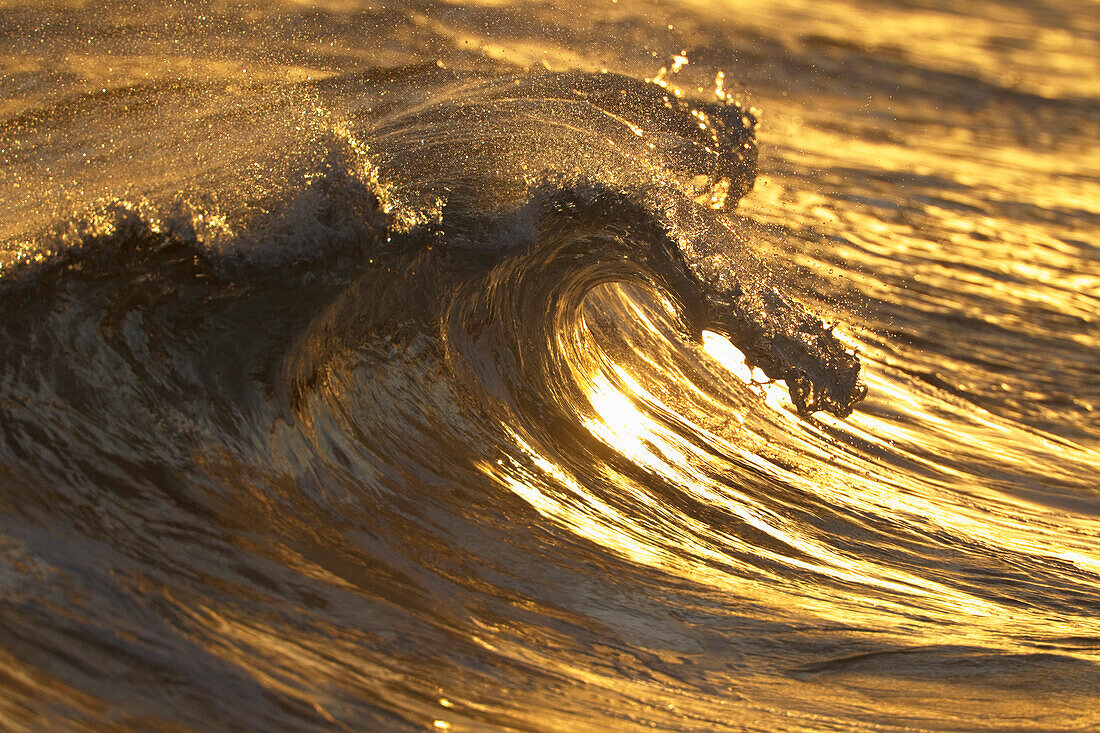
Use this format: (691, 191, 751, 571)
(434, 178, 867, 421)
(698, 284, 867, 417)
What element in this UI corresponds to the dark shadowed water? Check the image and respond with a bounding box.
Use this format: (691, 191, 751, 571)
(1, 1, 1098, 730)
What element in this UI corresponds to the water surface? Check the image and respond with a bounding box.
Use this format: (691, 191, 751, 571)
(1, 0, 1098, 730)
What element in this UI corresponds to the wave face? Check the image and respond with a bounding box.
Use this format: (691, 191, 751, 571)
(2, 1, 1099, 731)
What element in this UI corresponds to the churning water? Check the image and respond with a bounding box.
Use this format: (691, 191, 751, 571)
(1, 0, 1098, 730)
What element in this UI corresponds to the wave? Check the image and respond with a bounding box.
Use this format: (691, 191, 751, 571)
(0, 68, 865, 430)
(6, 61, 1096, 732)
(0, 68, 875, 729)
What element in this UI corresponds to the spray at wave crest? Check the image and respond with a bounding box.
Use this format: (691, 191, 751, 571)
(2, 67, 867, 420)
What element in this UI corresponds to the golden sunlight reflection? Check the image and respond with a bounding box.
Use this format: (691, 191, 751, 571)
(472, 306, 1100, 656)
(479, 370, 1036, 640)
(4, 0, 1100, 727)
(701, 330, 796, 414)
(810, 364, 1100, 581)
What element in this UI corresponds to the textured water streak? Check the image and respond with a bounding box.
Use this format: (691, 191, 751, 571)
(1, 0, 1098, 731)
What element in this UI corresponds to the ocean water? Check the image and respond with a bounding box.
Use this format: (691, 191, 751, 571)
(1, 0, 1098, 730)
